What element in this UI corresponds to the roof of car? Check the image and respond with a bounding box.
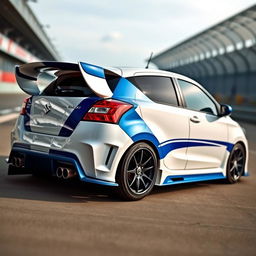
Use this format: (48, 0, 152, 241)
(77, 61, 201, 87)
(116, 67, 201, 87)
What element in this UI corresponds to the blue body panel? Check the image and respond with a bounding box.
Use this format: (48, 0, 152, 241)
(163, 173, 225, 185)
(58, 97, 100, 137)
(113, 78, 138, 98)
(80, 62, 105, 78)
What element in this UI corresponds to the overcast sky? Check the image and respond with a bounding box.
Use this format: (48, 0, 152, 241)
(29, 0, 256, 68)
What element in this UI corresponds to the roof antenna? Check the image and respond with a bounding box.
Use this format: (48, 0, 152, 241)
(145, 52, 153, 69)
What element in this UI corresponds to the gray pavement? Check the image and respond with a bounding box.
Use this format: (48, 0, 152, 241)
(0, 94, 256, 256)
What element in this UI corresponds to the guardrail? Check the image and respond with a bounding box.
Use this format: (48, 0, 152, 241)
(231, 106, 256, 124)
(8, 0, 60, 60)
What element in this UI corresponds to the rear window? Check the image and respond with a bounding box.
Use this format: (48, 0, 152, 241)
(128, 76, 178, 106)
(42, 71, 97, 97)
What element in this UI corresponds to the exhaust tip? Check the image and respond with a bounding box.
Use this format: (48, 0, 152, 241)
(63, 168, 77, 179)
(62, 168, 69, 179)
(11, 157, 16, 166)
(56, 167, 63, 178)
(16, 158, 22, 168)
(56, 166, 76, 179)
(12, 157, 24, 168)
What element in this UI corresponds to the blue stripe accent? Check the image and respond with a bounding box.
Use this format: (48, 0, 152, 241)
(119, 108, 160, 149)
(119, 108, 233, 159)
(115, 79, 234, 156)
(80, 62, 105, 78)
(113, 78, 138, 99)
(159, 138, 234, 153)
(58, 97, 100, 137)
(11, 146, 118, 187)
(163, 172, 225, 185)
(213, 140, 234, 152)
(159, 141, 220, 159)
(113, 77, 150, 101)
(114, 77, 234, 155)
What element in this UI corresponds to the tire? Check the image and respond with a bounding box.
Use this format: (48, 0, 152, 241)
(226, 143, 246, 184)
(116, 142, 158, 201)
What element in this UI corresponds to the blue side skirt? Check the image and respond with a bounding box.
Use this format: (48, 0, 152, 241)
(162, 172, 225, 186)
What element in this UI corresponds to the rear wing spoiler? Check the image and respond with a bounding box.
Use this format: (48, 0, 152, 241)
(15, 61, 121, 97)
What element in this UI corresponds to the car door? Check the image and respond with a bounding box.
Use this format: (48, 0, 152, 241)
(177, 79, 228, 170)
(129, 75, 190, 170)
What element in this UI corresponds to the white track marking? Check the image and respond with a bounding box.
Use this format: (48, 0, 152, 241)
(0, 113, 19, 124)
(0, 107, 21, 115)
(0, 108, 13, 115)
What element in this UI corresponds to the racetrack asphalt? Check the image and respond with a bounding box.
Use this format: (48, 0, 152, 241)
(0, 94, 256, 256)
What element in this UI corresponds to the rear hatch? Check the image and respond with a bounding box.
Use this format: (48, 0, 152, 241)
(27, 95, 96, 136)
(15, 61, 121, 136)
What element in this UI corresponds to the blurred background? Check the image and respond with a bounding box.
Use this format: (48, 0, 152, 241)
(0, 0, 255, 120)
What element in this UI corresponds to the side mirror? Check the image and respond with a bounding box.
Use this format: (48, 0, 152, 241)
(220, 104, 232, 116)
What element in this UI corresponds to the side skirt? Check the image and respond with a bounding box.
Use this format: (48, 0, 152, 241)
(160, 172, 225, 186)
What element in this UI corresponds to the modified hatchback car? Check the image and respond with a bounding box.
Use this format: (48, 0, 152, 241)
(8, 61, 248, 200)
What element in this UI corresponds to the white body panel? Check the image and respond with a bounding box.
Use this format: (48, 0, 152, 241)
(138, 101, 189, 170)
(186, 110, 228, 169)
(79, 63, 112, 98)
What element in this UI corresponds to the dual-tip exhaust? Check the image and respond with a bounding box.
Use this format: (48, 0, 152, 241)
(12, 157, 24, 168)
(56, 167, 77, 179)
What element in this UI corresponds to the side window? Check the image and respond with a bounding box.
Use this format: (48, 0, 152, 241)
(178, 79, 218, 115)
(129, 76, 178, 106)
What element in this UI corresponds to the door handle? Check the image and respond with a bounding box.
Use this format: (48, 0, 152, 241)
(190, 116, 200, 123)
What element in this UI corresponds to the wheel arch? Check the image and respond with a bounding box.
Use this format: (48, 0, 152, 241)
(115, 139, 160, 200)
(227, 140, 248, 178)
(136, 139, 161, 163)
(115, 139, 160, 180)
(235, 140, 247, 167)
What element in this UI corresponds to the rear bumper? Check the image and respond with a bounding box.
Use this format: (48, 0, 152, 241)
(8, 144, 118, 186)
(10, 116, 133, 184)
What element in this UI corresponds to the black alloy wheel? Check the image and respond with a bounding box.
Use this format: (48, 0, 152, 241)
(117, 142, 158, 200)
(226, 143, 245, 183)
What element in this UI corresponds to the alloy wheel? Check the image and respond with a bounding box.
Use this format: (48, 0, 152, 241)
(125, 148, 155, 194)
(227, 144, 245, 183)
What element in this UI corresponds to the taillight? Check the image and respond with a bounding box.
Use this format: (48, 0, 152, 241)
(20, 97, 30, 115)
(83, 99, 132, 124)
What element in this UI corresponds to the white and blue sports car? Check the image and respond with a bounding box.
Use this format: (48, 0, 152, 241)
(8, 62, 248, 200)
